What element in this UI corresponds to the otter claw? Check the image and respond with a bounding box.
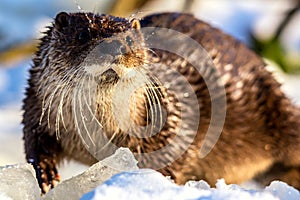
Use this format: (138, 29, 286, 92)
(52, 178, 60, 188)
(42, 183, 51, 193)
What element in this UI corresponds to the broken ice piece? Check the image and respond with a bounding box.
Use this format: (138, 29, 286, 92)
(43, 147, 138, 200)
(0, 163, 41, 200)
(99, 147, 139, 171)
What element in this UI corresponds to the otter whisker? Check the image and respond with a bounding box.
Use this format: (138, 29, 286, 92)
(147, 80, 164, 131)
(143, 69, 168, 130)
(77, 75, 97, 147)
(82, 75, 103, 128)
(55, 85, 64, 139)
(55, 79, 73, 137)
(142, 86, 151, 135)
(40, 64, 79, 128)
(39, 83, 53, 126)
(148, 85, 159, 135)
(140, 81, 156, 136)
(99, 88, 108, 127)
(143, 83, 154, 134)
(146, 75, 164, 129)
(58, 87, 68, 130)
(94, 130, 118, 155)
(134, 68, 164, 135)
(55, 67, 83, 135)
(125, 77, 147, 135)
(72, 71, 97, 149)
(55, 84, 73, 139)
(87, 74, 92, 105)
(148, 86, 159, 130)
(72, 84, 90, 149)
(127, 68, 151, 135)
(37, 64, 52, 94)
(56, 76, 75, 134)
(145, 48, 159, 60)
(143, 67, 165, 98)
(46, 83, 62, 129)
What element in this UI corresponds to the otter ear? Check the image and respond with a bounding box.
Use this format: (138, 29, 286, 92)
(54, 12, 70, 31)
(131, 19, 141, 30)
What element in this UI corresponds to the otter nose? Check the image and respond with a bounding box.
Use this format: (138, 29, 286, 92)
(98, 40, 127, 56)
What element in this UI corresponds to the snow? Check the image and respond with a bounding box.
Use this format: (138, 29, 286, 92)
(266, 181, 300, 200)
(82, 169, 205, 200)
(0, 148, 299, 200)
(81, 169, 300, 200)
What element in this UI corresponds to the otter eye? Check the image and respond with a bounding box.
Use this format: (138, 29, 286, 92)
(78, 29, 91, 43)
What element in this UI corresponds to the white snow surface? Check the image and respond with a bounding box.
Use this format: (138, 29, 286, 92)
(81, 169, 300, 200)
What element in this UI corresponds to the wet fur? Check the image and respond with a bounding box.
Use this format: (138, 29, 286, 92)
(23, 12, 300, 192)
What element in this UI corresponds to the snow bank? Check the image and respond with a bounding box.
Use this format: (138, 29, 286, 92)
(81, 170, 300, 200)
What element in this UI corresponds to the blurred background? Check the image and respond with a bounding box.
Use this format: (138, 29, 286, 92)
(0, 0, 299, 181)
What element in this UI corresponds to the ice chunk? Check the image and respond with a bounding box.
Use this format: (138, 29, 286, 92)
(44, 147, 138, 200)
(99, 147, 138, 171)
(0, 163, 41, 200)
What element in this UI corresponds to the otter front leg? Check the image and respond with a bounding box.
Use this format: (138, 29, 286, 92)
(24, 128, 62, 193)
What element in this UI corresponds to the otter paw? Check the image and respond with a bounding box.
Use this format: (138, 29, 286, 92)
(28, 157, 60, 193)
(39, 158, 60, 193)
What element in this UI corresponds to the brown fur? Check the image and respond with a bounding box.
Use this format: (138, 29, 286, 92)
(23, 12, 300, 193)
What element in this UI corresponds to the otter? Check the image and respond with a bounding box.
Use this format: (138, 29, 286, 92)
(23, 12, 300, 193)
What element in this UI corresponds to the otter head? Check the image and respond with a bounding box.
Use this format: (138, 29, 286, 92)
(50, 12, 147, 76)
(36, 12, 166, 154)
